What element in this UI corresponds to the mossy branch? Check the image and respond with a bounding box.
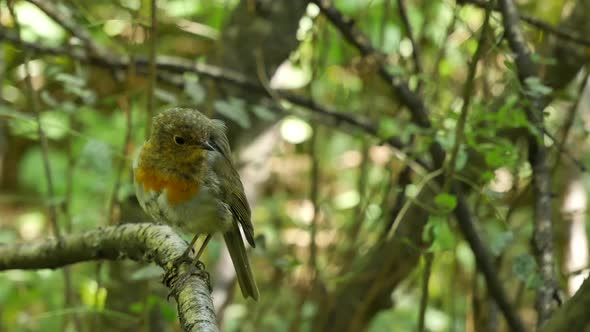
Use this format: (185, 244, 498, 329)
(0, 223, 218, 332)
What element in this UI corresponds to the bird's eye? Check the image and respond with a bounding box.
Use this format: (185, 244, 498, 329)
(174, 136, 185, 145)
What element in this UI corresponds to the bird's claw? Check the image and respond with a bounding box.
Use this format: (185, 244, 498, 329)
(163, 258, 212, 301)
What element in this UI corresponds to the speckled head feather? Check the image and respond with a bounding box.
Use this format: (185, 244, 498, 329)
(151, 108, 213, 148)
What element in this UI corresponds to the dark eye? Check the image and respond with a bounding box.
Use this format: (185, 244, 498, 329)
(174, 136, 185, 145)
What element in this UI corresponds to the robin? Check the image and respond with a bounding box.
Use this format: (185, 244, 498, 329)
(133, 107, 259, 300)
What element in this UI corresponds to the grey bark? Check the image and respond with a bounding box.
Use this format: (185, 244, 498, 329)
(0, 224, 218, 332)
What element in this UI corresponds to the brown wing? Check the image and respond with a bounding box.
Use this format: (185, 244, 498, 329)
(209, 120, 255, 247)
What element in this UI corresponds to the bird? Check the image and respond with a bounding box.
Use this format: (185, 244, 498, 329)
(133, 107, 259, 300)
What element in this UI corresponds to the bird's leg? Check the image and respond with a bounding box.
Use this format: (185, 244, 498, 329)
(183, 234, 201, 258)
(163, 234, 214, 295)
(163, 234, 205, 293)
(193, 234, 213, 263)
(168, 234, 200, 269)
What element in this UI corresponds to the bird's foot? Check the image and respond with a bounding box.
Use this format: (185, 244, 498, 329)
(163, 257, 211, 300)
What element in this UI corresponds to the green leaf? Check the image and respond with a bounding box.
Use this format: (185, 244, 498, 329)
(377, 118, 398, 138)
(434, 193, 457, 211)
(251, 104, 277, 121)
(159, 301, 177, 322)
(184, 78, 206, 104)
(524, 77, 553, 97)
(80, 280, 107, 310)
(77, 140, 113, 176)
(489, 231, 514, 256)
(55, 73, 86, 87)
(129, 302, 143, 314)
(130, 265, 162, 281)
(41, 111, 70, 140)
(214, 98, 250, 128)
(512, 254, 540, 289)
(155, 87, 178, 104)
(405, 184, 419, 199)
(424, 215, 456, 252)
(454, 146, 468, 171)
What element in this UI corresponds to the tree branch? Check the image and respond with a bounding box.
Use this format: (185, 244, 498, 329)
(458, 0, 590, 47)
(24, 0, 109, 57)
(0, 28, 427, 169)
(0, 224, 219, 332)
(397, 0, 423, 91)
(540, 276, 590, 332)
(310, 1, 528, 331)
(498, 0, 558, 325)
(0, 31, 357, 130)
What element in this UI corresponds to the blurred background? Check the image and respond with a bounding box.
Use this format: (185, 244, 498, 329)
(1, 0, 589, 331)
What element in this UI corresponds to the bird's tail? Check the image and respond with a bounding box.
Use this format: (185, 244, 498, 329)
(224, 227, 259, 300)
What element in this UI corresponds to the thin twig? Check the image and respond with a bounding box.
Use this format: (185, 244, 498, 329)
(552, 72, 590, 173)
(310, 1, 527, 331)
(0, 30, 416, 159)
(24, 0, 108, 57)
(61, 64, 83, 332)
(107, 92, 133, 225)
(6, 4, 74, 331)
(7, 0, 60, 237)
(445, 0, 494, 190)
(458, 0, 590, 47)
(417, 253, 433, 332)
(397, 0, 423, 91)
(145, 0, 157, 139)
(430, 5, 458, 102)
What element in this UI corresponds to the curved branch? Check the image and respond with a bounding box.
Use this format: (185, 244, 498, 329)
(310, 1, 528, 332)
(0, 29, 429, 169)
(0, 223, 219, 332)
(540, 276, 590, 332)
(458, 0, 590, 47)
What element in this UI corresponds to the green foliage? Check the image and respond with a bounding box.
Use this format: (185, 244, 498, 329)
(214, 98, 251, 128)
(434, 193, 457, 212)
(424, 215, 456, 252)
(513, 254, 543, 289)
(0, 0, 583, 331)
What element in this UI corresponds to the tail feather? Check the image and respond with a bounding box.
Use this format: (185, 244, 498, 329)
(224, 227, 259, 300)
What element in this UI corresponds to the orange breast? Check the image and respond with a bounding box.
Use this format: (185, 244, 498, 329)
(135, 166, 200, 205)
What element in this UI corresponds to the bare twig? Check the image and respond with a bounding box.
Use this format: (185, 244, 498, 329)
(553, 72, 590, 173)
(145, 0, 157, 139)
(109, 98, 133, 226)
(430, 5, 458, 102)
(397, 0, 423, 91)
(6, 4, 76, 330)
(445, 0, 494, 190)
(24, 0, 108, 57)
(310, 1, 527, 331)
(458, 0, 590, 47)
(417, 253, 433, 332)
(498, 0, 558, 324)
(0, 224, 219, 332)
(7, 0, 60, 237)
(0, 31, 400, 147)
(431, 4, 494, 330)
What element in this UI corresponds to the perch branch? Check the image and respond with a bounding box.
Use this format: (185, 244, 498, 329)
(0, 224, 219, 332)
